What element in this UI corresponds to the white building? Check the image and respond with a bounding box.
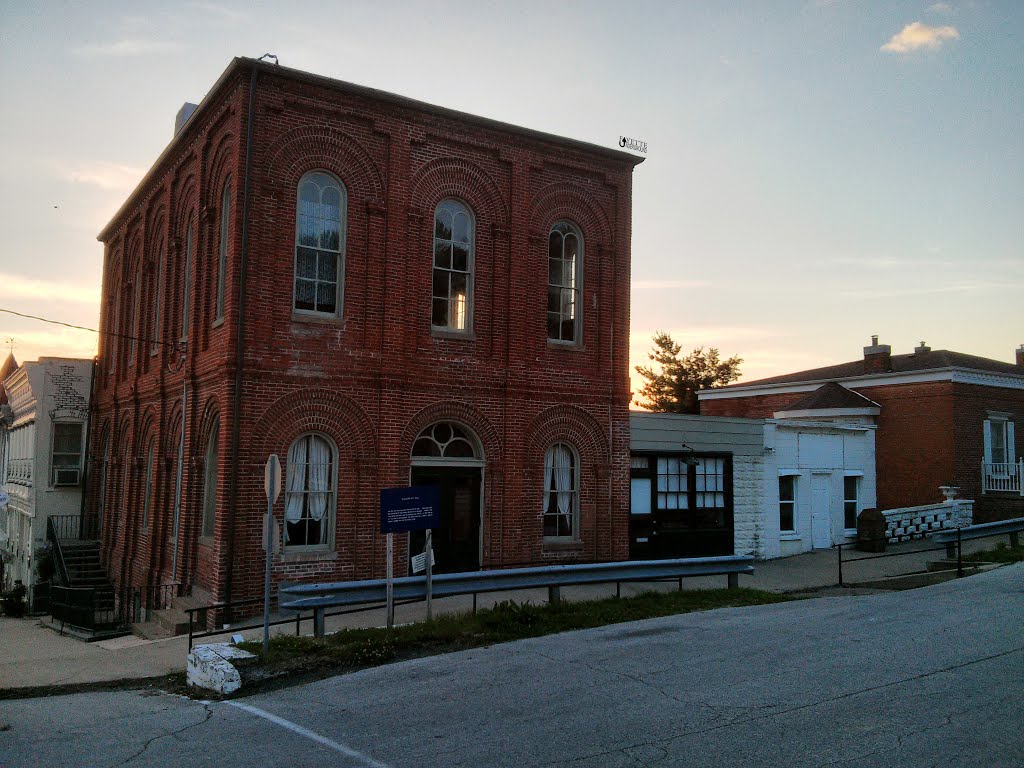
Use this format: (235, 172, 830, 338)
(629, 410, 876, 560)
(0, 357, 94, 605)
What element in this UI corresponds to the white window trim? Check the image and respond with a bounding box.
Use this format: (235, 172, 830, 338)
(292, 171, 347, 320)
(778, 472, 799, 537)
(282, 432, 338, 554)
(842, 473, 861, 533)
(546, 221, 584, 346)
(542, 442, 581, 543)
(431, 198, 475, 335)
(50, 421, 85, 488)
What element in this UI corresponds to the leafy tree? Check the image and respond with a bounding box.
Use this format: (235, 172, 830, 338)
(634, 332, 743, 413)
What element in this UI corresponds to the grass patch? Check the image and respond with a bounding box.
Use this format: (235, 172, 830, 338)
(233, 587, 791, 694)
(963, 542, 1024, 564)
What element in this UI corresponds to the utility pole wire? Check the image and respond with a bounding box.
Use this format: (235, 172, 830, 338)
(0, 307, 180, 350)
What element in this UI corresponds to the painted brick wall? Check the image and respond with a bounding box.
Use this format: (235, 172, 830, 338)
(89, 60, 639, 608)
(731, 456, 765, 557)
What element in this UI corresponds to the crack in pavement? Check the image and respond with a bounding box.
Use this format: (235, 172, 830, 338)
(536, 644, 1024, 768)
(108, 701, 214, 767)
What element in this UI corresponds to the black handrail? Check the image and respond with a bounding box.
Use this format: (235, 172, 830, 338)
(45, 517, 71, 586)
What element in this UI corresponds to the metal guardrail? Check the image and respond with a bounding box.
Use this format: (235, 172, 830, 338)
(932, 516, 1024, 544)
(281, 556, 755, 637)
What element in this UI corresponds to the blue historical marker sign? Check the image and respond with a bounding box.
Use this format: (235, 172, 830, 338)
(380, 486, 440, 534)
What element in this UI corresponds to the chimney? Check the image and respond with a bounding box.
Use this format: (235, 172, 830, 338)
(914, 340, 931, 355)
(863, 335, 892, 374)
(1017, 344, 1024, 368)
(174, 102, 198, 137)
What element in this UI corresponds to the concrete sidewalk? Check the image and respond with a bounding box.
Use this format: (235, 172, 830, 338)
(0, 536, 999, 695)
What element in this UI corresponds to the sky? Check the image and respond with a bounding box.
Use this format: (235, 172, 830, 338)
(0, 1, 1021, 395)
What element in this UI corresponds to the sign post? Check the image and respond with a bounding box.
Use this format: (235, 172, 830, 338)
(380, 486, 440, 628)
(263, 454, 282, 652)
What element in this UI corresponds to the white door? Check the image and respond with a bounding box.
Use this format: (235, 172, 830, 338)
(811, 474, 832, 549)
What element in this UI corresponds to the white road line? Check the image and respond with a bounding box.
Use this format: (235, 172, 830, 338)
(226, 700, 393, 768)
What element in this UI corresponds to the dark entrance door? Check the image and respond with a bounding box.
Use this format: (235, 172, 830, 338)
(409, 466, 481, 574)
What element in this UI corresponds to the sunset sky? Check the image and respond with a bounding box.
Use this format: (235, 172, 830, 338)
(1, 1, 1021, 392)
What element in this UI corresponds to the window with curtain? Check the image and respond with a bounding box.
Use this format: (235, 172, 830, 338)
(142, 437, 155, 530)
(181, 216, 194, 340)
(216, 178, 231, 321)
(294, 171, 346, 315)
(432, 199, 474, 332)
(202, 422, 219, 537)
(547, 221, 582, 343)
(284, 433, 335, 549)
(543, 442, 579, 539)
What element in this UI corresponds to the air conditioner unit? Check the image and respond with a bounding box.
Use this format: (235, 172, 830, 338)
(54, 468, 81, 487)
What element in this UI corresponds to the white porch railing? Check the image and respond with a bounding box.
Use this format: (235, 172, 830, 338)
(981, 460, 1024, 496)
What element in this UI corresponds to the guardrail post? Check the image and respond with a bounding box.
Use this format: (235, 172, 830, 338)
(314, 607, 325, 638)
(727, 573, 738, 590)
(548, 586, 560, 605)
(1010, 532, 1020, 549)
(837, 543, 843, 587)
(956, 527, 963, 578)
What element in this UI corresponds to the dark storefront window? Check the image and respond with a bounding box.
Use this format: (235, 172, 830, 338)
(630, 452, 734, 558)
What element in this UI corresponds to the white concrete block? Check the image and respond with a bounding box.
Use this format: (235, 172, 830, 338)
(186, 642, 256, 694)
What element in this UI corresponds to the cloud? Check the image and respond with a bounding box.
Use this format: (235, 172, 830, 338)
(61, 161, 146, 192)
(184, 2, 249, 23)
(839, 281, 1016, 300)
(0, 272, 101, 305)
(632, 279, 712, 290)
(927, 2, 954, 14)
(882, 22, 959, 53)
(73, 39, 181, 57)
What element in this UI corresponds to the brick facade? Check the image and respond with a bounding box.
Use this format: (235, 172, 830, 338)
(90, 58, 641, 609)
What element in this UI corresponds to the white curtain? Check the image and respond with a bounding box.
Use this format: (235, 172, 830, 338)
(546, 444, 575, 531)
(285, 437, 308, 525)
(307, 436, 331, 522)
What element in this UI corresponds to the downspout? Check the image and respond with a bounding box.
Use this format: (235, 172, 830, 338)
(223, 64, 259, 617)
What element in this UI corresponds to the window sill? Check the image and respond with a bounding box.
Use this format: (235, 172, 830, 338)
(211, 318, 225, 329)
(279, 550, 338, 563)
(431, 328, 475, 341)
(291, 311, 345, 326)
(547, 339, 583, 351)
(780, 533, 801, 541)
(198, 535, 215, 548)
(542, 539, 583, 552)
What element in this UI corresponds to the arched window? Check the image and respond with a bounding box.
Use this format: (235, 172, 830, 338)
(142, 436, 155, 530)
(181, 215, 194, 340)
(215, 178, 231, 322)
(201, 421, 219, 537)
(294, 171, 346, 316)
(543, 442, 579, 539)
(128, 262, 141, 366)
(151, 242, 164, 355)
(284, 433, 336, 549)
(412, 422, 481, 459)
(547, 222, 582, 343)
(98, 429, 111, 525)
(432, 199, 474, 332)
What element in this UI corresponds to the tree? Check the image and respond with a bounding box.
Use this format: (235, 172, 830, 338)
(634, 332, 743, 413)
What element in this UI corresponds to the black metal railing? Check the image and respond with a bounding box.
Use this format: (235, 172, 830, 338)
(47, 514, 101, 543)
(45, 517, 71, 586)
(51, 585, 121, 631)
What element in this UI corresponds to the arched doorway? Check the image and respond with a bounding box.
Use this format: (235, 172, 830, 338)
(409, 421, 484, 574)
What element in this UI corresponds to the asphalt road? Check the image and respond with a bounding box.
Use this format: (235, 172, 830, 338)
(3, 565, 1022, 768)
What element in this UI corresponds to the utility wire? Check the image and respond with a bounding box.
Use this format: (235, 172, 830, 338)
(0, 307, 181, 351)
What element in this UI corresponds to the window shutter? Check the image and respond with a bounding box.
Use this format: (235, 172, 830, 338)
(1008, 422, 1016, 462)
(982, 420, 992, 464)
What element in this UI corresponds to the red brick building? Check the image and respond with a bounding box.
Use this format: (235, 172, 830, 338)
(699, 338, 1024, 521)
(91, 57, 642, 609)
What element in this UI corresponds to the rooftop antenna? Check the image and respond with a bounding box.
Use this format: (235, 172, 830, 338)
(259, 53, 279, 64)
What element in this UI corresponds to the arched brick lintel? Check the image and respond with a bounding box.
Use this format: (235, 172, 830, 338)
(264, 126, 384, 203)
(254, 388, 378, 467)
(525, 404, 611, 469)
(529, 182, 614, 249)
(399, 400, 502, 467)
(409, 157, 509, 227)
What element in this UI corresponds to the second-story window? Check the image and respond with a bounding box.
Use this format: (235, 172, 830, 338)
(151, 243, 163, 355)
(294, 171, 346, 316)
(432, 199, 474, 332)
(181, 216, 194, 340)
(547, 222, 582, 343)
(215, 178, 231, 322)
(128, 262, 141, 366)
